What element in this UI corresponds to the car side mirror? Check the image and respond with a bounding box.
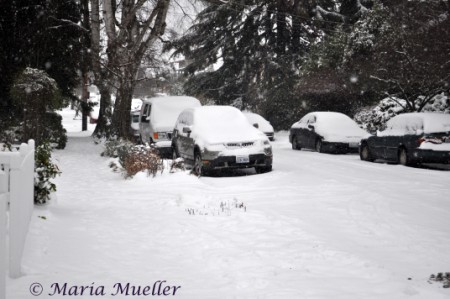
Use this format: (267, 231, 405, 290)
(308, 124, 315, 131)
(253, 123, 259, 129)
(182, 126, 192, 134)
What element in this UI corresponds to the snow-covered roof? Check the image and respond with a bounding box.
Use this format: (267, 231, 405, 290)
(382, 112, 450, 135)
(147, 96, 201, 130)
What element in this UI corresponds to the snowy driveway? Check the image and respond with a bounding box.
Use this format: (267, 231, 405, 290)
(9, 130, 450, 299)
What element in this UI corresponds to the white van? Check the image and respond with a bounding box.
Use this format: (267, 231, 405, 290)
(139, 96, 201, 157)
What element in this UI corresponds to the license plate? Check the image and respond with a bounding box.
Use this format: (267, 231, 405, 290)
(236, 155, 250, 163)
(349, 142, 359, 148)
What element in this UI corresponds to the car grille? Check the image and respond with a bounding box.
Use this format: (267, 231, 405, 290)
(225, 142, 254, 149)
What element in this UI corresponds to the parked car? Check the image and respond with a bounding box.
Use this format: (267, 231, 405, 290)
(139, 96, 201, 157)
(243, 111, 275, 141)
(289, 112, 369, 153)
(172, 106, 273, 175)
(360, 112, 450, 166)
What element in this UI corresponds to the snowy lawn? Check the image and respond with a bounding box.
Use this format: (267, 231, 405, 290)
(7, 108, 450, 298)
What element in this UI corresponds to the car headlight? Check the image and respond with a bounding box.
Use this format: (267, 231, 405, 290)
(205, 143, 225, 151)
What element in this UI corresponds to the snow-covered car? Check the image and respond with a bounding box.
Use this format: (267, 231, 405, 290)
(172, 106, 273, 175)
(360, 112, 450, 166)
(139, 96, 201, 157)
(243, 111, 275, 141)
(289, 112, 369, 153)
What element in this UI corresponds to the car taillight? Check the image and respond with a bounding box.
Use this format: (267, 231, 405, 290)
(419, 136, 443, 145)
(153, 132, 158, 140)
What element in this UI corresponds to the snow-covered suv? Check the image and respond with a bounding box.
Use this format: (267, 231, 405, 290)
(172, 106, 273, 175)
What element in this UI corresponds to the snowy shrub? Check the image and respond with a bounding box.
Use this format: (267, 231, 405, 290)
(34, 142, 61, 204)
(123, 146, 163, 178)
(102, 140, 164, 178)
(0, 112, 67, 149)
(170, 157, 185, 173)
(8, 67, 67, 148)
(355, 93, 449, 132)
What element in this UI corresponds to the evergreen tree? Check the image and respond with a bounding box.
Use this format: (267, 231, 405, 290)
(0, 0, 83, 121)
(167, 0, 319, 129)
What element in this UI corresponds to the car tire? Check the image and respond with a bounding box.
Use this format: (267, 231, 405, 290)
(193, 151, 204, 176)
(360, 143, 375, 162)
(172, 146, 178, 160)
(398, 147, 415, 166)
(292, 136, 301, 150)
(255, 165, 272, 174)
(315, 139, 323, 153)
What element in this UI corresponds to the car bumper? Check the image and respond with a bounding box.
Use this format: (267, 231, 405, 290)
(323, 141, 359, 153)
(411, 149, 450, 163)
(202, 154, 273, 170)
(151, 141, 172, 158)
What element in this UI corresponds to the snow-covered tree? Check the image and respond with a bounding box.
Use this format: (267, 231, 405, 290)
(10, 68, 63, 145)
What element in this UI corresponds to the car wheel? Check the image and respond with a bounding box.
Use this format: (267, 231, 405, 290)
(193, 151, 203, 176)
(172, 146, 178, 160)
(360, 143, 374, 162)
(315, 139, 323, 153)
(255, 165, 272, 174)
(292, 136, 300, 150)
(398, 147, 415, 166)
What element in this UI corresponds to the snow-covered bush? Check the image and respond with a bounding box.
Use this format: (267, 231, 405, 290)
(9, 67, 66, 147)
(123, 147, 163, 178)
(355, 93, 450, 132)
(0, 141, 60, 204)
(34, 142, 61, 204)
(102, 140, 164, 178)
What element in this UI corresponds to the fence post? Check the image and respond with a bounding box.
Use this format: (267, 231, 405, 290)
(9, 140, 35, 278)
(0, 171, 7, 299)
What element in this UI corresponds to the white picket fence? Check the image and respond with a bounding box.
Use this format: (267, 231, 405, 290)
(0, 140, 35, 299)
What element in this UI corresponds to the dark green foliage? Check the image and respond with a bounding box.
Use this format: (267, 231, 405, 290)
(0, 0, 83, 119)
(43, 112, 68, 149)
(34, 142, 61, 204)
(9, 68, 66, 146)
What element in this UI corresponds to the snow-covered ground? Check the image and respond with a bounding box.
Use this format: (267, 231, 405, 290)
(7, 108, 450, 298)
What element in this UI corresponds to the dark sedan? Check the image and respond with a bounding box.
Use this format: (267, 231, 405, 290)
(360, 113, 450, 166)
(289, 112, 369, 154)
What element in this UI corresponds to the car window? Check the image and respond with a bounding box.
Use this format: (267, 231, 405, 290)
(142, 104, 149, 116)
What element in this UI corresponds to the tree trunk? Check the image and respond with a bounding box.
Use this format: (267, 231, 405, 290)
(91, 0, 114, 138)
(90, 0, 171, 139)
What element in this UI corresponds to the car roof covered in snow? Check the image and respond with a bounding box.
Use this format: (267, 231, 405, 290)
(385, 112, 450, 134)
(145, 96, 201, 130)
(243, 111, 274, 133)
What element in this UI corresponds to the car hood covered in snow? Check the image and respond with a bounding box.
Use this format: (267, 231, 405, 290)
(192, 106, 268, 145)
